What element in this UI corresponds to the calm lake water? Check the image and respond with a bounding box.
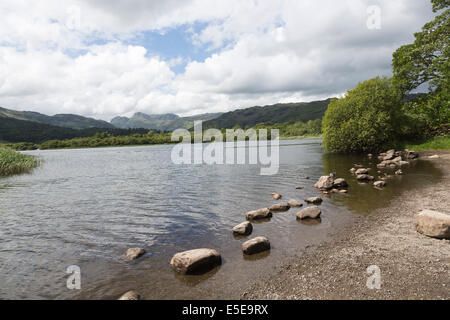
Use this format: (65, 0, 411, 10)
(0, 140, 443, 299)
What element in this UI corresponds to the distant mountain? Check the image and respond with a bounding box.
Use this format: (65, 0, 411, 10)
(0, 107, 115, 129)
(111, 112, 223, 131)
(0, 115, 148, 144)
(202, 99, 332, 129)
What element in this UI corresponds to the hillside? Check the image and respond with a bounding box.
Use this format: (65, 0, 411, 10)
(0, 116, 148, 144)
(0, 107, 115, 129)
(202, 99, 331, 129)
(111, 112, 223, 131)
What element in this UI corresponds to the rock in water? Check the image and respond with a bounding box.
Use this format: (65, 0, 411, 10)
(296, 206, 322, 219)
(288, 199, 303, 207)
(314, 176, 334, 190)
(125, 248, 146, 261)
(271, 193, 282, 200)
(305, 197, 323, 204)
(413, 210, 450, 239)
(232, 221, 253, 236)
(333, 178, 348, 189)
(356, 174, 375, 181)
(245, 208, 272, 220)
(118, 291, 141, 300)
(373, 181, 386, 188)
(355, 168, 369, 175)
(349, 168, 356, 174)
(395, 169, 403, 175)
(269, 202, 290, 212)
(429, 155, 439, 159)
(242, 237, 270, 255)
(170, 248, 222, 274)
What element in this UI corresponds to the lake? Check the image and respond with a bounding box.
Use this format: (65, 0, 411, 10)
(0, 139, 442, 299)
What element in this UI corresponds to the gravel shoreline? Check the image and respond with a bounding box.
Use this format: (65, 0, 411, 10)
(243, 151, 450, 300)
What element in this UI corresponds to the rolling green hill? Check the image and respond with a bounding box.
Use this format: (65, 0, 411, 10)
(111, 112, 223, 131)
(0, 107, 115, 129)
(202, 99, 332, 129)
(0, 116, 148, 144)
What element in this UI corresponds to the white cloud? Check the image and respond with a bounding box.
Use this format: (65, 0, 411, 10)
(0, 0, 436, 120)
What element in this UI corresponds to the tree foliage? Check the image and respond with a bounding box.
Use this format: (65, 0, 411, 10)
(322, 77, 403, 153)
(392, 0, 449, 126)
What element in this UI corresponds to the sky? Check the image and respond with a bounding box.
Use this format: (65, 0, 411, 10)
(0, 0, 436, 120)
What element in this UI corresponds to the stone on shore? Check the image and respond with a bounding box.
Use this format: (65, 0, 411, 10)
(118, 290, 141, 300)
(288, 199, 303, 207)
(333, 178, 348, 189)
(413, 210, 450, 239)
(125, 248, 146, 261)
(271, 193, 282, 200)
(305, 197, 323, 204)
(296, 206, 322, 220)
(314, 176, 334, 190)
(269, 202, 290, 212)
(170, 248, 222, 274)
(246, 208, 272, 220)
(373, 181, 386, 188)
(232, 221, 253, 236)
(242, 236, 270, 255)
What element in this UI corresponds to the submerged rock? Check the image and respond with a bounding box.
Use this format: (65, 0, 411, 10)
(170, 248, 222, 274)
(269, 202, 290, 212)
(246, 208, 272, 220)
(242, 236, 270, 255)
(125, 248, 146, 261)
(296, 206, 322, 220)
(232, 221, 253, 236)
(314, 176, 334, 190)
(414, 210, 450, 239)
(288, 199, 303, 208)
(118, 290, 141, 300)
(305, 197, 323, 204)
(271, 193, 282, 200)
(429, 155, 439, 159)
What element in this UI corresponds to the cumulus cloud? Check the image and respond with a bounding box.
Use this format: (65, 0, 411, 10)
(0, 0, 436, 119)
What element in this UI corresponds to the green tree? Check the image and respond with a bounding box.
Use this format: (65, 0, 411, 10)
(322, 77, 402, 153)
(392, 0, 449, 126)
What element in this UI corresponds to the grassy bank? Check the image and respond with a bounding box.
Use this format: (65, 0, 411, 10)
(0, 148, 39, 176)
(402, 135, 450, 151)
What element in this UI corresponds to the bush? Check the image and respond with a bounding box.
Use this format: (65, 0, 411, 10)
(322, 77, 403, 153)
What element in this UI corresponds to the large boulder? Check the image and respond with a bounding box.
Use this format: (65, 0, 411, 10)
(170, 248, 222, 274)
(232, 221, 253, 236)
(118, 291, 141, 300)
(314, 176, 334, 190)
(413, 210, 450, 239)
(245, 208, 272, 220)
(288, 199, 303, 208)
(296, 206, 322, 220)
(305, 197, 323, 204)
(124, 248, 146, 261)
(242, 236, 270, 255)
(333, 178, 348, 189)
(269, 202, 290, 212)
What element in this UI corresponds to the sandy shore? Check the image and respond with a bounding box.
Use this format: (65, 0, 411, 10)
(244, 151, 450, 300)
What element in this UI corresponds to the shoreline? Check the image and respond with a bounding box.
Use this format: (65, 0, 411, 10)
(243, 150, 450, 300)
